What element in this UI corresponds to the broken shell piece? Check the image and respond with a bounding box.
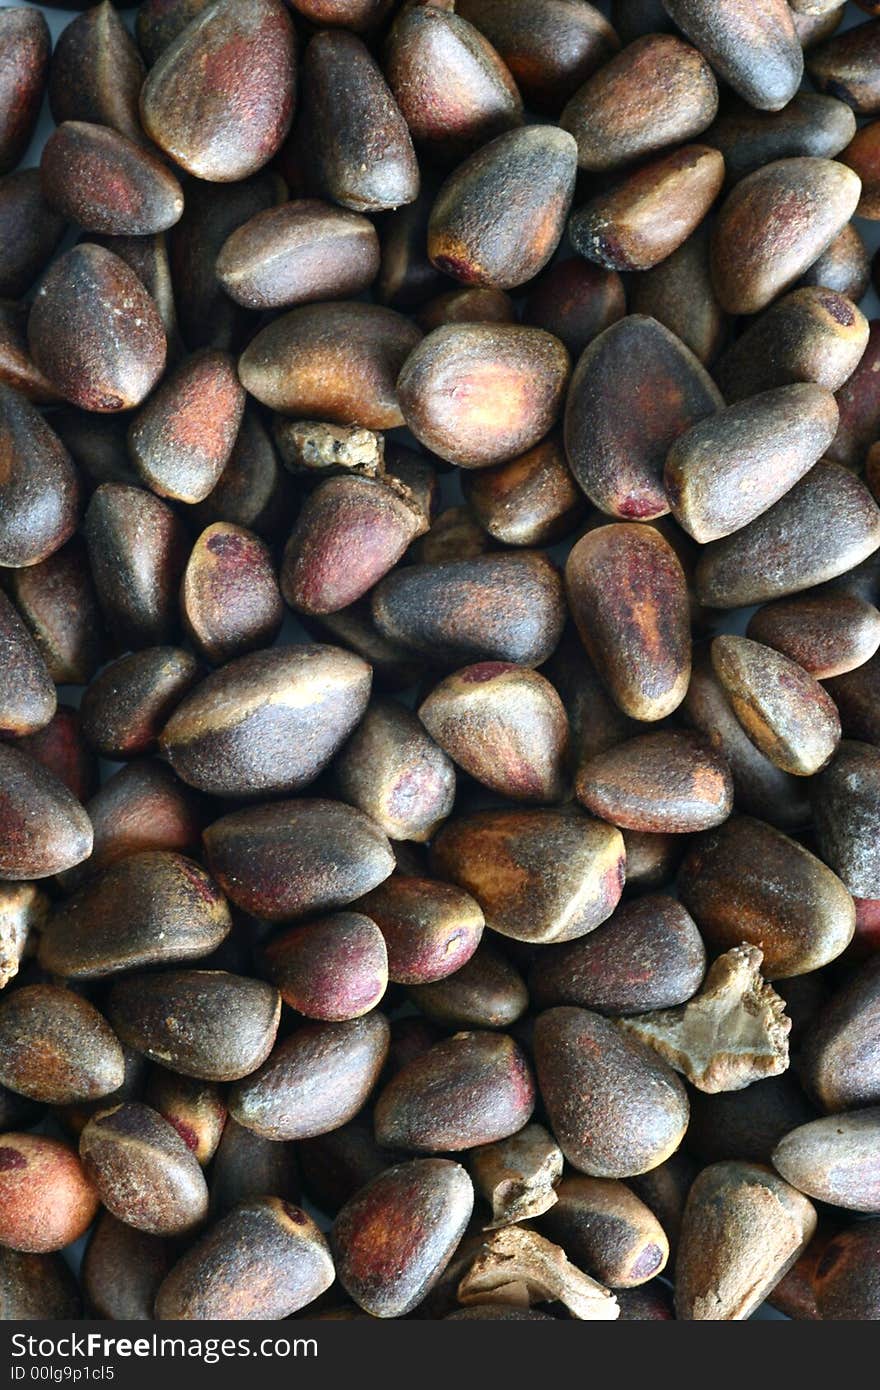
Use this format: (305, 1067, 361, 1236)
(617, 945, 790, 1093)
(0, 882, 49, 990)
(457, 1226, 619, 1320)
(273, 419, 385, 478)
(469, 1124, 563, 1229)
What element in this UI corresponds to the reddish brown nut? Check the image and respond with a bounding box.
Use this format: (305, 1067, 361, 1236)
(662, 0, 803, 111)
(0, 7, 49, 175)
(0, 1248, 82, 1320)
(357, 877, 483, 986)
(0, 383, 79, 568)
(798, 955, 880, 1112)
(703, 92, 855, 185)
(417, 286, 515, 332)
(407, 942, 529, 1031)
(541, 1176, 669, 1288)
(0, 1134, 98, 1253)
(523, 258, 625, 359)
(0, 169, 66, 300)
(48, 1, 145, 144)
(0, 741, 92, 880)
(193, 408, 295, 543)
(82, 1212, 172, 1321)
(16, 704, 97, 805)
(747, 593, 880, 680)
(629, 223, 726, 367)
(80, 647, 200, 760)
(262, 914, 388, 1022)
(462, 435, 585, 547)
(0, 589, 56, 738)
(812, 1221, 880, 1320)
(828, 319, 880, 471)
(80, 1102, 208, 1236)
(841, 119, 880, 218)
(145, 1071, 226, 1167)
(576, 731, 733, 833)
(715, 288, 869, 402)
(9, 541, 101, 686)
(181, 524, 282, 665)
(0, 301, 59, 403)
(806, 17, 880, 114)
(40, 122, 183, 236)
(620, 830, 683, 895)
(0, 985, 124, 1107)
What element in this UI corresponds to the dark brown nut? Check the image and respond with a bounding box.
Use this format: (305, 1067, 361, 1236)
(0, 301, 58, 403)
(523, 258, 625, 359)
(529, 895, 706, 1015)
(695, 462, 880, 608)
(828, 320, 880, 470)
(0, 384, 79, 568)
(566, 524, 691, 722)
(217, 199, 380, 311)
(0, 742, 92, 880)
(842, 119, 880, 217)
(569, 145, 725, 274)
(82, 1212, 171, 1321)
(374, 1031, 534, 1153)
(616, 1285, 675, 1320)
(541, 1176, 668, 1288)
(56, 1045, 148, 1142)
(182, 523, 283, 665)
(0, 170, 66, 300)
(793, 4, 846, 46)
(9, 541, 101, 687)
(416, 286, 515, 333)
(155, 1197, 334, 1320)
(705, 94, 856, 186)
(678, 815, 854, 978)
(807, 17, 880, 114)
(51, 407, 135, 489)
(161, 646, 371, 799)
(128, 350, 245, 504)
(468, 1122, 562, 1229)
(710, 634, 841, 777)
(90, 229, 180, 350)
(621, 830, 683, 894)
(432, 807, 625, 946)
(627, 1151, 696, 1259)
(193, 408, 295, 542)
(80, 1102, 208, 1236)
(411, 505, 491, 566)
(629, 224, 726, 367)
(710, 158, 862, 316)
(748, 593, 880, 681)
(40, 122, 183, 237)
(357, 877, 483, 987)
(765, 1227, 828, 1320)
(799, 222, 870, 298)
(145, 1071, 226, 1166)
(300, 30, 418, 212)
(811, 742, 880, 897)
(373, 552, 565, 668)
(419, 662, 569, 803)
(262, 915, 388, 1022)
(298, 1124, 391, 1216)
(0, 882, 48, 991)
(0, 1248, 81, 1320)
(662, 0, 802, 110)
(427, 127, 576, 291)
(140, 0, 295, 182)
(333, 700, 455, 844)
(14, 706, 96, 805)
(49, 1, 145, 144)
(772, 1108, 880, 1212)
(799, 955, 880, 1112)
(332, 1159, 473, 1318)
(239, 302, 421, 429)
(0, 986, 124, 1106)
(397, 324, 569, 469)
(813, 1221, 880, 1320)
(687, 1073, 817, 1167)
(458, 0, 618, 113)
(229, 1012, 390, 1142)
(534, 1007, 689, 1178)
(210, 1117, 298, 1216)
(407, 943, 528, 1031)
(462, 436, 585, 547)
(80, 647, 200, 760)
(136, 0, 213, 65)
(203, 799, 394, 921)
(561, 34, 716, 173)
(0, 8, 49, 175)
(28, 244, 166, 412)
(0, 589, 56, 738)
(0, 1134, 98, 1253)
(282, 476, 427, 617)
(376, 181, 446, 309)
(564, 315, 722, 521)
(674, 1161, 816, 1320)
(611, 0, 672, 41)
(715, 289, 869, 403)
(38, 850, 231, 980)
(385, 5, 521, 162)
(576, 730, 733, 834)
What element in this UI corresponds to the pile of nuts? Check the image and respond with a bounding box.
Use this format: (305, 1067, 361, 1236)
(1, 0, 880, 1322)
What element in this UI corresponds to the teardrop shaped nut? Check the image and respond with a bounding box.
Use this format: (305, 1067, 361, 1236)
(0, 985, 124, 1106)
(0, 590, 56, 738)
(79, 1102, 208, 1236)
(48, 0, 146, 145)
(0, 382, 79, 568)
(0, 741, 92, 880)
(540, 1175, 669, 1288)
(407, 942, 528, 1032)
(0, 1134, 98, 1254)
(747, 592, 880, 680)
(715, 287, 869, 402)
(773, 1108, 880, 1212)
(576, 730, 733, 833)
(181, 524, 283, 665)
(810, 740, 880, 897)
(662, 0, 803, 111)
(40, 121, 184, 236)
(79, 647, 201, 760)
(357, 876, 484, 987)
(0, 8, 50, 176)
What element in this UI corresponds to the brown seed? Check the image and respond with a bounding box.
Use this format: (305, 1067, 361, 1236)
(38, 850, 231, 980)
(427, 126, 576, 290)
(136, 0, 214, 66)
(799, 222, 870, 298)
(523, 257, 626, 359)
(407, 943, 528, 1031)
(716, 288, 869, 403)
(566, 524, 691, 722)
(374, 1031, 534, 1153)
(674, 1161, 817, 1320)
(239, 302, 421, 428)
(792, 4, 847, 46)
(10, 704, 94, 801)
(10, 540, 101, 687)
(357, 876, 483, 986)
(41, 122, 183, 236)
(417, 286, 515, 333)
(419, 662, 569, 803)
(469, 1122, 563, 1229)
(629, 224, 727, 366)
(569, 144, 725, 273)
(843, 119, 880, 217)
(0, 169, 66, 300)
(300, 30, 418, 212)
(704, 93, 857, 185)
(140, 0, 296, 182)
(375, 180, 446, 309)
(298, 1123, 396, 1217)
(662, 0, 802, 110)
(49, 0, 145, 144)
(773, 1108, 880, 1212)
(0, 8, 49, 175)
(181, 523, 282, 665)
(710, 158, 862, 315)
(209, 1117, 298, 1216)
(799, 955, 880, 1112)
(229, 1012, 390, 1142)
(145, 1070, 226, 1166)
(431, 807, 624, 945)
(333, 699, 455, 844)
(80, 647, 200, 760)
(541, 1176, 669, 1288)
(533, 1007, 689, 1178)
(55, 1045, 148, 1143)
(576, 730, 733, 834)
(621, 829, 683, 894)
(627, 1151, 697, 1261)
(0, 384, 80, 568)
(678, 815, 854, 978)
(411, 504, 491, 566)
(827, 320, 880, 470)
(160, 646, 371, 799)
(203, 798, 394, 921)
(666, 384, 840, 544)
(687, 1072, 817, 1167)
(155, 1197, 334, 1320)
(0, 742, 92, 880)
(0, 301, 58, 403)
(0, 1247, 82, 1320)
(0, 1134, 98, 1253)
(696, 462, 880, 608)
(82, 1212, 172, 1321)
(748, 593, 880, 679)
(262, 915, 388, 1022)
(813, 1221, 880, 1320)
(462, 435, 585, 547)
(0, 882, 48, 991)
(333, 1158, 473, 1318)
(80, 1102, 208, 1236)
(0, 590, 56, 738)
(564, 315, 722, 521)
(561, 34, 717, 173)
(193, 408, 295, 542)
(0, 986, 123, 1106)
(710, 634, 841, 776)
(811, 741, 880, 897)
(807, 17, 880, 114)
(91, 229, 181, 349)
(529, 894, 706, 1015)
(51, 407, 135, 490)
(373, 551, 565, 668)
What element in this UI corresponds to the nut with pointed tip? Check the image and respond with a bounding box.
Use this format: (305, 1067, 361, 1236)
(747, 593, 880, 680)
(80, 648, 201, 761)
(462, 435, 585, 548)
(662, 0, 803, 111)
(576, 730, 733, 834)
(629, 224, 726, 366)
(540, 1176, 669, 1288)
(181, 524, 283, 666)
(0, 591, 56, 738)
(0, 384, 79, 569)
(407, 942, 528, 1031)
(48, 1, 145, 144)
(357, 876, 483, 986)
(263, 914, 388, 1022)
(469, 1124, 563, 1230)
(772, 1108, 880, 1213)
(717, 288, 868, 402)
(0, 8, 49, 176)
(0, 986, 124, 1107)
(806, 17, 880, 114)
(41, 122, 183, 237)
(0, 742, 92, 881)
(79, 1102, 209, 1237)
(458, 1227, 619, 1320)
